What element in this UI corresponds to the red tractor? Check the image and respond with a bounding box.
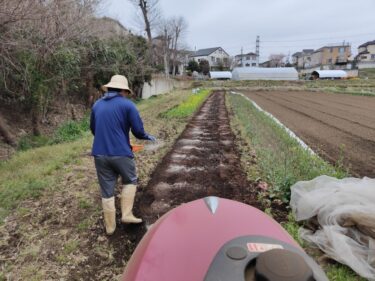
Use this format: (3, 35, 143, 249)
(122, 197, 328, 281)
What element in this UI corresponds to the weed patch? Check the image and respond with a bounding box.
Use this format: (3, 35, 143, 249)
(17, 135, 50, 151)
(161, 89, 211, 118)
(52, 115, 90, 144)
(17, 116, 90, 152)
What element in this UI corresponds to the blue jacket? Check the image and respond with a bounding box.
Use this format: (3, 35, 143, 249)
(90, 92, 150, 157)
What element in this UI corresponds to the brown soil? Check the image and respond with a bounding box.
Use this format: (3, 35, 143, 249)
(242, 90, 375, 177)
(70, 91, 264, 279)
(140, 91, 261, 223)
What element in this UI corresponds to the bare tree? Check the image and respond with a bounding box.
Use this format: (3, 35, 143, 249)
(128, 0, 161, 61)
(170, 16, 188, 76)
(0, 0, 101, 135)
(157, 20, 173, 76)
(269, 53, 286, 67)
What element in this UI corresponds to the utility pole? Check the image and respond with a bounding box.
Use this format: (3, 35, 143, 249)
(256, 35, 260, 67)
(241, 47, 243, 67)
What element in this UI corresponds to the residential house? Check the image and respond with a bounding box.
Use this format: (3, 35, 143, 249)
(310, 43, 351, 70)
(189, 47, 230, 71)
(356, 40, 375, 69)
(234, 52, 259, 67)
(259, 60, 272, 68)
(292, 49, 314, 69)
(292, 52, 302, 66)
(259, 60, 285, 68)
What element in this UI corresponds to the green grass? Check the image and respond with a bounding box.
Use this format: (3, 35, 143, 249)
(0, 135, 91, 224)
(326, 265, 366, 281)
(227, 93, 365, 280)
(161, 89, 211, 118)
(17, 135, 51, 151)
(52, 116, 90, 144)
(17, 115, 90, 152)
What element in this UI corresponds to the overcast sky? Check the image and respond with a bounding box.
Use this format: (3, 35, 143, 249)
(102, 0, 375, 62)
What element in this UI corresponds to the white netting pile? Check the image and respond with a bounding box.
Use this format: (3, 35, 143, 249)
(290, 175, 375, 280)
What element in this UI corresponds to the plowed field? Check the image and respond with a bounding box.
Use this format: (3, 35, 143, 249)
(140, 91, 261, 224)
(242, 90, 375, 177)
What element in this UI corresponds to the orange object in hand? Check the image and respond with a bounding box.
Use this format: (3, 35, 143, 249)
(131, 144, 144, 153)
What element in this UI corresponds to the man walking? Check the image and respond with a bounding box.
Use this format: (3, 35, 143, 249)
(90, 75, 155, 235)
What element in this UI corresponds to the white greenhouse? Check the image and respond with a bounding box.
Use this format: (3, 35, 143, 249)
(311, 70, 348, 80)
(232, 67, 298, 81)
(209, 71, 232, 80)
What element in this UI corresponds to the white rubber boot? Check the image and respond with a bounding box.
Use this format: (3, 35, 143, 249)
(121, 184, 142, 224)
(102, 197, 116, 235)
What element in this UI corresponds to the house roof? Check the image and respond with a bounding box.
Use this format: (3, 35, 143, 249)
(302, 49, 314, 54)
(358, 51, 370, 55)
(235, 52, 257, 57)
(314, 45, 349, 53)
(292, 52, 302, 57)
(358, 40, 375, 48)
(190, 47, 228, 57)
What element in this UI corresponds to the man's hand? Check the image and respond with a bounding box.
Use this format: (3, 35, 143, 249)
(146, 134, 157, 142)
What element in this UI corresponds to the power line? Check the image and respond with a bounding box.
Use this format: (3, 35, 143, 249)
(261, 32, 375, 43)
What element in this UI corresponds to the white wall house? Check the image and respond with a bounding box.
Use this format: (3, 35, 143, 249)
(234, 52, 258, 67)
(357, 40, 375, 69)
(189, 47, 230, 70)
(292, 49, 314, 69)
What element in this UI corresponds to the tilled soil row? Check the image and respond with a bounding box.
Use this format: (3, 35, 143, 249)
(70, 91, 261, 280)
(140, 91, 260, 224)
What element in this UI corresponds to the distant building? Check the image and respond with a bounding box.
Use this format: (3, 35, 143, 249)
(310, 43, 351, 70)
(259, 60, 271, 68)
(293, 44, 351, 70)
(189, 47, 230, 71)
(356, 40, 375, 69)
(292, 49, 314, 69)
(91, 17, 130, 39)
(234, 52, 258, 67)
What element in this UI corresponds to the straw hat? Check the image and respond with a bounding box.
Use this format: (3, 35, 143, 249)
(103, 75, 132, 93)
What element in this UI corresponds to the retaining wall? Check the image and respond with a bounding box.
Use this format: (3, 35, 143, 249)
(358, 62, 375, 69)
(142, 76, 191, 99)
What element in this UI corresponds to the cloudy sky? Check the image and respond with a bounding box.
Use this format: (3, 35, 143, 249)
(102, 0, 375, 62)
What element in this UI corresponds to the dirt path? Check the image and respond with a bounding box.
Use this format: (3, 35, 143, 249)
(242, 90, 375, 177)
(139, 91, 261, 224)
